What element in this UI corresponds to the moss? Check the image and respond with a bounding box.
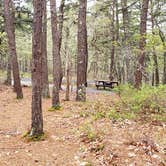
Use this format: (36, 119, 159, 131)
(16, 96, 23, 100)
(23, 131, 47, 142)
(48, 105, 61, 112)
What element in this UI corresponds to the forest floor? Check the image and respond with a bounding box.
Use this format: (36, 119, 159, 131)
(0, 85, 165, 166)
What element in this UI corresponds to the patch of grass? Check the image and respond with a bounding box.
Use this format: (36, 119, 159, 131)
(91, 143, 105, 152)
(79, 111, 90, 118)
(118, 84, 166, 113)
(151, 114, 166, 122)
(154, 128, 166, 145)
(84, 161, 93, 166)
(93, 111, 106, 120)
(80, 123, 101, 142)
(108, 109, 136, 121)
(48, 105, 61, 112)
(112, 84, 166, 122)
(0, 70, 6, 77)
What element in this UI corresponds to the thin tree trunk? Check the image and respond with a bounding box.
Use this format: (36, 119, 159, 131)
(76, 0, 88, 101)
(158, 29, 166, 84)
(58, 0, 65, 90)
(115, 0, 119, 42)
(151, 0, 159, 86)
(163, 52, 166, 84)
(65, 66, 70, 101)
(121, 0, 130, 41)
(50, 0, 61, 107)
(42, 0, 50, 98)
(121, 0, 133, 84)
(153, 52, 159, 85)
(65, 27, 70, 101)
(109, 1, 115, 81)
(134, 0, 149, 89)
(152, 71, 154, 86)
(4, 0, 23, 98)
(5, 54, 12, 85)
(30, 0, 44, 136)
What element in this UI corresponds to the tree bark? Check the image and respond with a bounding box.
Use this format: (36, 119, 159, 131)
(158, 29, 166, 84)
(109, 1, 115, 82)
(163, 52, 166, 84)
(4, 0, 23, 98)
(151, 0, 159, 86)
(5, 53, 12, 85)
(76, 0, 88, 101)
(30, 0, 44, 136)
(42, 0, 50, 98)
(50, 0, 61, 107)
(121, 0, 133, 84)
(134, 0, 149, 89)
(58, 0, 65, 90)
(65, 27, 70, 101)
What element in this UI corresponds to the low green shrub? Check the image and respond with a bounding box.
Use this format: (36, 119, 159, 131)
(115, 84, 166, 114)
(108, 109, 136, 120)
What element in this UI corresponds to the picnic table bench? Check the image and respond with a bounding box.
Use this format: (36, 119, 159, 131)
(95, 80, 119, 90)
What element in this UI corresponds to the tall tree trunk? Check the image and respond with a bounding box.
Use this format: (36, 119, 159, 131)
(121, 0, 133, 84)
(109, 1, 115, 81)
(65, 27, 70, 101)
(151, 0, 159, 86)
(50, 0, 61, 107)
(30, 0, 44, 136)
(42, 0, 50, 98)
(134, 0, 149, 89)
(4, 0, 23, 98)
(76, 0, 88, 101)
(115, 0, 121, 83)
(58, 0, 65, 89)
(115, 0, 119, 42)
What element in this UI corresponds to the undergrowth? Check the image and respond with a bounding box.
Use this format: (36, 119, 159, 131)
(79, 85, 166, 122)
(113, 84, 166, 122)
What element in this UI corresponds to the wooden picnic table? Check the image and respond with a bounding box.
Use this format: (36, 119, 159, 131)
(95, 80, 119, 90)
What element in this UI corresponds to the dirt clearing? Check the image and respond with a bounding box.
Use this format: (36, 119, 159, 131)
(0, 85, 165, 166)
